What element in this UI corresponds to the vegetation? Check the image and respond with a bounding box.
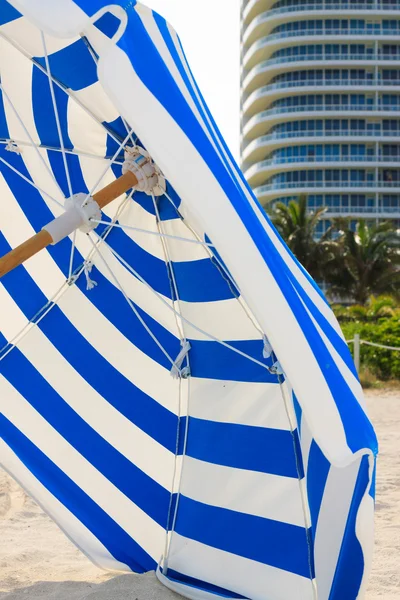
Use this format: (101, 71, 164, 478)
(271, 195, 338, 281)
(326, 220, 400, 304)
(334, 298, 400, 381)
(270, 197, 400, 305)
(269, 199, 400, 382)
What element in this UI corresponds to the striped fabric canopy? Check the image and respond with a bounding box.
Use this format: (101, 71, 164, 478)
(0, 2, 378, 599)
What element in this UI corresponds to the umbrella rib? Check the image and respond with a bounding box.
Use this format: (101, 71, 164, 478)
(0, 154, 63, 208)
(40, 32, 73, 198)
(40, 31, 75, 278)
(0, 30, 123, 147)
(88, 219, 216, 248)
(86, 232, 178, 370)
(80, 128, 134, 208)
(99, 236, 272, 373)
(0, 139, 123, 162)
(0, 83, 65, 204)
(163, 190, 265, 337)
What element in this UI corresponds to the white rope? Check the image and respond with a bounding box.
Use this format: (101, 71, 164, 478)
(0, 30, 122, 147)
(0, 138, 124, 162)
(40, 32, 73, 199)
(83, 261, 97, 290)
(0, 84, 64, 206)
(89, 219, 216, 248)
(87, 233, 179, 371)
(81, 129, 134, 208)
(262, 334, 273, 359)
(0, 193, 133, 362)
(151, 192, 189, 376)
(163, 190, 265, 339)
(96, 235, 274, 373)
(0, 280, 72, 362)
(348, 338, 400, 351)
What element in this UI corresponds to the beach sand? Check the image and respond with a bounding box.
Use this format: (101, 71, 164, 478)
(0, 389, 399, 599)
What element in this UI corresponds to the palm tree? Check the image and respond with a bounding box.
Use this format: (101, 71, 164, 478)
(271, 195, 338, 280)
(326, 220, 400, 305)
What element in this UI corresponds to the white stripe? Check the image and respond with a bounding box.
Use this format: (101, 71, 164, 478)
(72, 81, 120, 125)
(181, 456, 305, 527)
(168, 533, 314, 600)
(97, 43, 353, 468)
(299, 293, 367, 413)
(189, 378, 291, 429)
(0, 285, 176, 490)
(0, 175, 183, 413)
(67, 90, 110, 158)
(0, 376, 166, 561)
(117, 200, 210, 263)
(314, 458, 362, 600)
(0, 15, 78, 58)
(0, 441, 130, 572)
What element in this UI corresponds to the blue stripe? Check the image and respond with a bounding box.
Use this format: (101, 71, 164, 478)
(1, 343, 171, 528)
(186, 418, 299, 478)
(189, 338, 279, 383)
(0, 142, 235, 303)
(0, 1, 21, 26)
(0, 233, 181, 453)
(328, 456, 370, 600)
(287, 273, 358, 378)
(0, 415, 156, 573)
(72, 0, 137, 17)
(175, 496, 311, 578)
(292, 392, 302, 432)
(120, 11, 378, 457)
(32, 68, 73, 148)
(34, 39, 98, 91)
(307, 441, 331, 535)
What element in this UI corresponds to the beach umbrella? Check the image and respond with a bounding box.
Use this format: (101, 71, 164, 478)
(0, 2, 378, 599)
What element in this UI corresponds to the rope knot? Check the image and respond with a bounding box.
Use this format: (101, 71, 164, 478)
(171, 340, 191, 379)
(84, 262, 97, 291)
(269, 360, 283, 376)
(262, 334, 273, 359)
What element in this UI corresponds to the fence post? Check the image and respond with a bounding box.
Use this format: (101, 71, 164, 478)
(354, 334, 361, 374)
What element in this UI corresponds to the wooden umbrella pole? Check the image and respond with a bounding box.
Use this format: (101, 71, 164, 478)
(0, 171, 138, 279)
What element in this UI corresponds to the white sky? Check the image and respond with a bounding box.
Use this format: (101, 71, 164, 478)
(142, 0, 241, 159)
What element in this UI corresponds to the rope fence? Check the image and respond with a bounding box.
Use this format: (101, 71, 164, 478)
(346, 333, 400, 372)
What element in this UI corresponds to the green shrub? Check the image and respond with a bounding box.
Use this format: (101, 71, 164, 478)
(340, 318, 400, 380)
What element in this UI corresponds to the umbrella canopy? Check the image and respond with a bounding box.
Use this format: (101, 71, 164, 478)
(0, 2, 378, 599)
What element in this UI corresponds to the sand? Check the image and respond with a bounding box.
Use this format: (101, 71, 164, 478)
(0, 389, 399, 600)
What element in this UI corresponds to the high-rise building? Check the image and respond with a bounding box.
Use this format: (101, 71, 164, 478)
(240, 0, 400, 234)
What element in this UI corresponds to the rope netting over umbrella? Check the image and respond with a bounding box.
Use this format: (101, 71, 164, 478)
(0, 2, 377, 600)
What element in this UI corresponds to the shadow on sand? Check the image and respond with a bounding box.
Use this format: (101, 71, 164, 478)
(0, 572, 182, 600)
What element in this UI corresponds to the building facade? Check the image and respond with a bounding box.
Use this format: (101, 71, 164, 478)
(240, 0, 400, 233)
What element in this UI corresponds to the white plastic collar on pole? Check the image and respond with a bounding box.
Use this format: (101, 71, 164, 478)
(43, 193, 101, 244)
(122, 146, 166, 196)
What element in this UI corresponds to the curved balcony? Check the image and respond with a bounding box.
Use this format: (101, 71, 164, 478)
(243, 4, 400, 47)
(242, 129, 400, 162)
(245, 154, 400, 185)
(242, 104, 400, 139)
(243, 80, 400, 117)
(243, 54, 400, 94)
(243, 29, 400, 70)
(253, 180, 400, 203)
(242, 0, 271, 26)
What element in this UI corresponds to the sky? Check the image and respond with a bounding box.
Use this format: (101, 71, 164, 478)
(142, 0, 241, 160)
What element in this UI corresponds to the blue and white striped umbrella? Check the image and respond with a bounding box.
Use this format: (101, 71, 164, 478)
(0, 2, 378, 599)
